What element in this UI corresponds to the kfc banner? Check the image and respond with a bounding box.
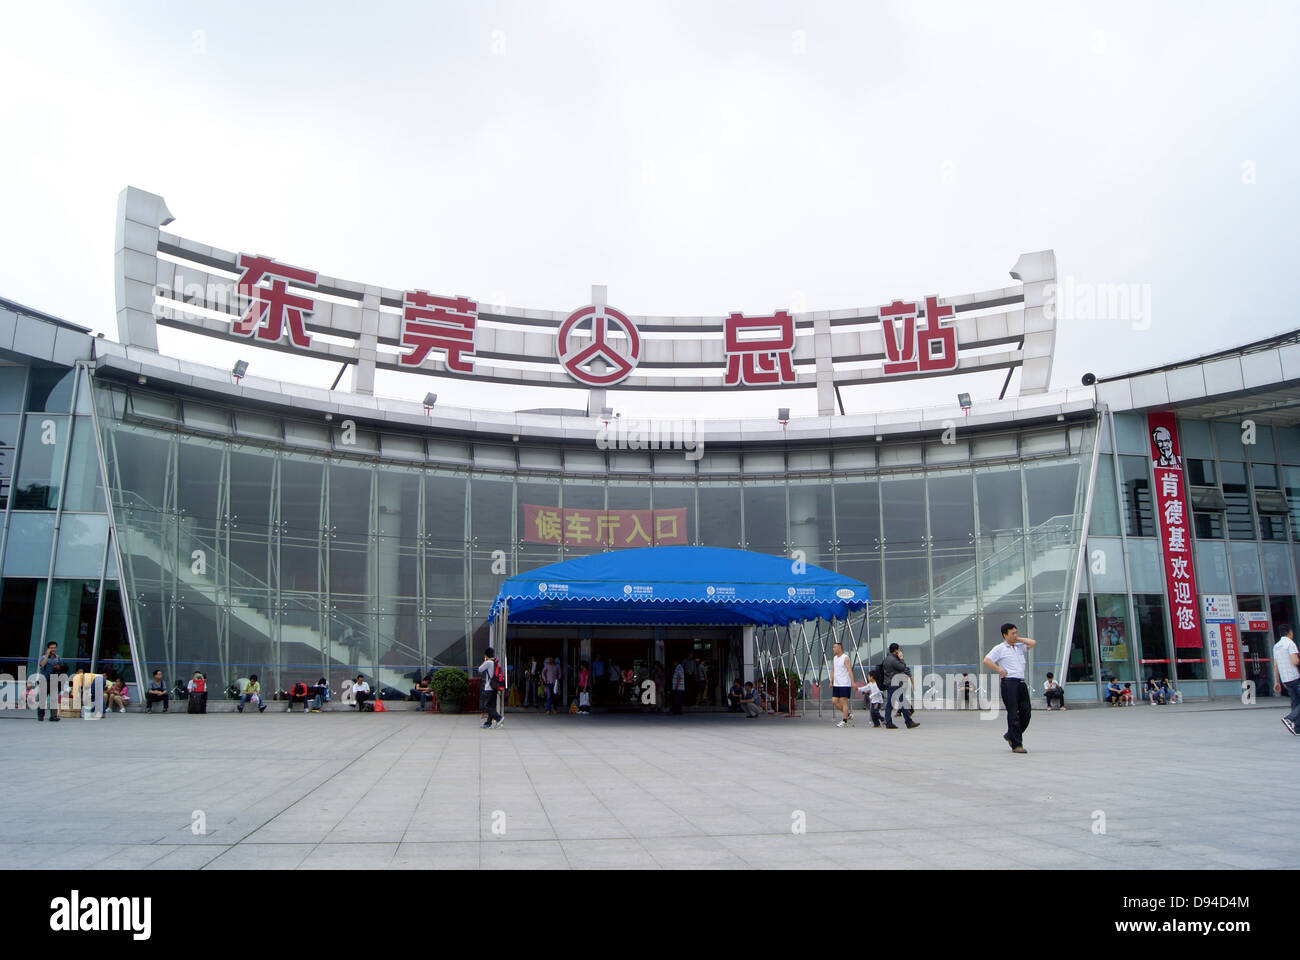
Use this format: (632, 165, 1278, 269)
(523, 504, 688, 548)
(1147, 412, 1201, 649)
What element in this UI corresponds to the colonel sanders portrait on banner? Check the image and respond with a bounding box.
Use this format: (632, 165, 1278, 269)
(1151, 425, 1179, 467)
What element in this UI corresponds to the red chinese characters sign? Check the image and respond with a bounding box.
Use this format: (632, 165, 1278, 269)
(522, 504, 688, 548)
(723, 312, 796, 385)
(881, 295, 957, 376)
(400, 292, 477, 372)
(1148, 412, 1200, 649)
(233, 254, 318, 348)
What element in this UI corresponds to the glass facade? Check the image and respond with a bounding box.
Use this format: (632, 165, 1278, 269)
(89, 378, 1096, 700)
(1081, 412, 1300, 699)
(6, 343, 1300, 708)
(0, 364, 126, 684)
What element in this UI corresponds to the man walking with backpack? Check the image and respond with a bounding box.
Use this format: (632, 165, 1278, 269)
(984, 622, 1036, 753)
(479, 647, 504, 729)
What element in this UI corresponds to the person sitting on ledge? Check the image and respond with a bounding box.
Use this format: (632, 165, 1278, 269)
(1143, 676, 1163, 705)
(285, 680, 311, 713)
(1105, 679, 1124, 705)
(738, 681, 762, 718)
(412, 674, 434, 711)
(310, 678, 330, 712)
(145, 669, 169, 713)
(352, 674, 373, 712)
(1159, 677, 1180, 704)
(238, 674, 266, 713)
(105, 675, 129, 714)
(1043, 672, 1066, 710)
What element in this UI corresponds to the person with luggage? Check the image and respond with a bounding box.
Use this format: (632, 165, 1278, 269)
(576, 660, 592, 714)
(186, 672, 208, 713)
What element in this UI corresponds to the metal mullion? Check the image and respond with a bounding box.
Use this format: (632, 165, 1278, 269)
(87, 373, 144, 684)
(417, 470, 427, 673)
(1017, 462, 1032, 684)
(0, 363, 30, 581)
(37, 406, 77, 651)
(1063, 414, 1104, 695)
(218, 443, 231, 687)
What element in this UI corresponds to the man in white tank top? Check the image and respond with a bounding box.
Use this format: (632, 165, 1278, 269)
(831, 641, 855, 727)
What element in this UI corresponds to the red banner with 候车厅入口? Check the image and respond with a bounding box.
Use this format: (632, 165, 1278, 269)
(1147, 412, 1201, 650)
(522, 504, 688, 548)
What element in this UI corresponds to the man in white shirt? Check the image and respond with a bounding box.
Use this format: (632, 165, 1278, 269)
(983, 623, 1036, 754)
(351, 675, 372, 712)
(1272, 623, 1300, 736)
(830, 641, 854, 727)
(478, 648, 503, 729)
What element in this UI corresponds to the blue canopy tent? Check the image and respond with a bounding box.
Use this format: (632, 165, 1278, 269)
(487, 546, 872, 715)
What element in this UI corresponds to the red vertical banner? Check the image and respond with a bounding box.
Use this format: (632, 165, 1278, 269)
(1147, 412, 1201, 649)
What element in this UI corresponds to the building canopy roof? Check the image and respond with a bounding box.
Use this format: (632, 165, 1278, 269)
(488, 546, 869, 627)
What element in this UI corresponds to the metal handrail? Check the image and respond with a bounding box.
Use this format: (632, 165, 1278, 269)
(112, 490, 422, 664)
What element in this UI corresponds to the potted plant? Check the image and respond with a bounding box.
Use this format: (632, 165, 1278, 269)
(430, 667, 469, 714)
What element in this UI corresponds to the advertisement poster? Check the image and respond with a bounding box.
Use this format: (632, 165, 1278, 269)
(1097, 616, 1129, 663)
(1201, 594, 1243, 681)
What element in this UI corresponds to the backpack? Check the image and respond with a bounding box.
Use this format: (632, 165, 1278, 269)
(492, 659, 506, 690)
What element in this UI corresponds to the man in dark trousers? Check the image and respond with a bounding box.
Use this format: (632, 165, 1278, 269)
(882, 643, 920, 729)
(145, 669, 169, 713)
(478, 647, 503, 729)
(36, 642, 63, 722)
(984, 622, 1036, 753)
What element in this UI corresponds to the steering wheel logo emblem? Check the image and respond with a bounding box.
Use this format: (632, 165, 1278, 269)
(556, 304, 641, 386)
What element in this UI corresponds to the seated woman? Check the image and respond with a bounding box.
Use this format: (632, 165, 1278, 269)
(1159, 677, 1179, 704)
(105, 675, 129, 714)
(310, 678, 330, 712)
(1144, 677, 1163, 705)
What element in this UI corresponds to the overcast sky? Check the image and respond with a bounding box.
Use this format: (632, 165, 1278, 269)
(2, 0, 1297, 419)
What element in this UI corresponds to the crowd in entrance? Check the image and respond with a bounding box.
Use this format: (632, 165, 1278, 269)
(509, 650, 728, 716)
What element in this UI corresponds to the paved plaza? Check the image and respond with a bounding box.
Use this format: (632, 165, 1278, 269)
(1, 700, 1295, 870)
